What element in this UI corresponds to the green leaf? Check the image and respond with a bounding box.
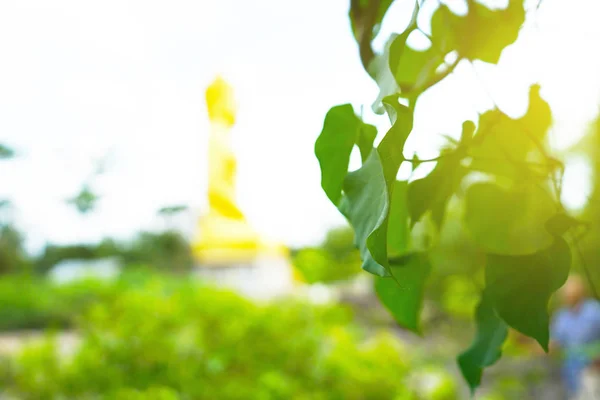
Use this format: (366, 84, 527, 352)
(485, 238, 571, 350)
(370, 34, 402, 113)
(379, 96, 413, 185)
(464, 183, 556, 255)
(407, 152, 465, 227)
(431, 0, 525, 64)
(520, 85, 553, 137)
(469, 85, 552, 179)
(349, 0, 396, 44)
(458, 292, 508, 393)
(356, 123, 377, 163)
(339, 102, 413, 276)
(339, 151, 390, 277)
(545, 212, 581, 236)
(315, 104, 377, 205)
(375, 253, 431, 333)
(389, 39, 444, 94)
(460, 121, 475, 147)
(387, 180, 410, 257)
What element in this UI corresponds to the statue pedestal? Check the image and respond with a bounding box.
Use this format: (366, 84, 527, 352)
(194, 255, 295, 300)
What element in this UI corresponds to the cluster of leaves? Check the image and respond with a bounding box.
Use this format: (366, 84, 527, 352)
(316, 0, 581, 392)
(1, 277, 442, 399)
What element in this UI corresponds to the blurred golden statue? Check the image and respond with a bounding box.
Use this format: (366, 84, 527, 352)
(205, 77, 246, 222)
(194, 77, 285, 265)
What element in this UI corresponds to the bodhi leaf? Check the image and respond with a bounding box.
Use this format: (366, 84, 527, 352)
(379, 96, 413, 185)
(349, 0, 401, 75)
(485, 237, 571, 350)
(407, 152, 465, 227)
(349, 0, 396, 45)
(431, 0, 525, 64)
(545, 212, 581, 236)
(389, 36, 445, 95)
(520, 85, 553, 136)
(460, 120, 475, 147)
(339, 100, 413, 276)
(315, 104, 377, 205)
(464, 182, 556, 255)
(371, 34, 402, 113)
(379, 182, 430, 333)
(470, 85, 552, 179)
(387, 180, 410, 257)
(375, 253, 431, 333)
(458, 292, 508, 393)
(357, 123, 377, 162)
(339, 151, 390, 277)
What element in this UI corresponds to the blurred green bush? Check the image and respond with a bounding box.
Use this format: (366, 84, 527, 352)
(0, 275, 444, 399)
(0, 276, 71, 331)
(292, 226, 362, 284)
(0, 269, 168, 331)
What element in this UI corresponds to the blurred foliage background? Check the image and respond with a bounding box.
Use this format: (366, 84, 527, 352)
(0, 0, 599, 398)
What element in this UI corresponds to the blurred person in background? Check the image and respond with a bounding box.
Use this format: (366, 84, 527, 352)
(550, 275, 600, 399)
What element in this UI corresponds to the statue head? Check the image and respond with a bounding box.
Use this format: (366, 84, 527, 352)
(206, 76, 237, 127)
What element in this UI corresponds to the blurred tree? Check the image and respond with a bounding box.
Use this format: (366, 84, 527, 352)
(0, 198, 32, 274)
(0, 144, 14, 159)
(123, 231, 194, 273)
(66, 154, 112, 215)
(35, 239, 121, 274)
(0, 200, 13, 224)
(67, 184, 99, 215)
(157, 205, 188, 216)
(0, 225, 31, 274)
(36, 233, 193, 274)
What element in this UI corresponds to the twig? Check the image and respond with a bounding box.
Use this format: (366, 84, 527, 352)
(402, 155, 444, 164)
(536, 0, 545, 11)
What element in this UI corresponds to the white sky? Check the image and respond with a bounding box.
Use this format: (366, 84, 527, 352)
(0, 0, 599, 253)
